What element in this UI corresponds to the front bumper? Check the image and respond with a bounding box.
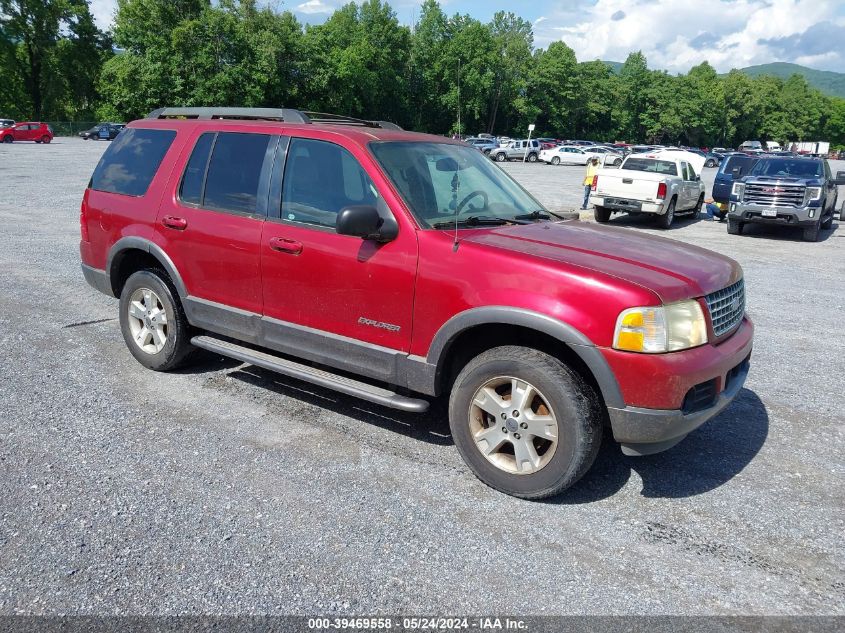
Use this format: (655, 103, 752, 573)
(603, 317, 754, 456)
(729, 203, 820, 226)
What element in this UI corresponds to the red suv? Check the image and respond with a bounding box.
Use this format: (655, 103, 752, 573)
(1, 121, 53, 143)
(80, 107, 753, 499)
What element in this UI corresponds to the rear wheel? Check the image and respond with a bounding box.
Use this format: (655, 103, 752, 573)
(551, 156, 560, 165)
(656, 199, 676, 229)
(705, 159, 716, 168)
(727, 218, 743, 235)
(612, 157, 622, 166)
(119, 269, 195, 371)
(594, 206, 611, 223)
(527, 153, 538, 163)
(41, 135, 51, 144)
(448, 346, 602, 499)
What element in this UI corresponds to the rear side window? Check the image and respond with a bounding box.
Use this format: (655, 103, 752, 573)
(90, 128, 176, 197)
(721, 156, 755, 177)
(203, 132, 272, 214)
(179, 133, 215, 206)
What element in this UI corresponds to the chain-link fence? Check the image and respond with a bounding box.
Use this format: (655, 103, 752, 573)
(45, 122, 100, 137)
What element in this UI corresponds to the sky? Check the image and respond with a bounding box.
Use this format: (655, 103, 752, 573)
(89, 0, 845, 74)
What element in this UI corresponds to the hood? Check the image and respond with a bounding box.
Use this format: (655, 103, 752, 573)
(464, 222, 741, 303)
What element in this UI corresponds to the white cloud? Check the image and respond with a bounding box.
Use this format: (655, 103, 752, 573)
(89, 0, 117, 30)
(533, 0, 845, 73)
(296, 0, 334, 14)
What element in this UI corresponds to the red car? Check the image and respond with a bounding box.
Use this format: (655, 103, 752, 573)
(1, 121, 53, 144)
(80, 107, 753, 499)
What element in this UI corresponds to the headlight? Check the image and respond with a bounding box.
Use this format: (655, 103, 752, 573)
(805, 187, 822, 202)
(731, 182, 745, 199)
(613, 300, 708, 353)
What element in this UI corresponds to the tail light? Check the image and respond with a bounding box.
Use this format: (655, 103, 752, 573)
(657, 182, 667, 199)
(591, 175, 598, 191)
(80, 190, 90, 242)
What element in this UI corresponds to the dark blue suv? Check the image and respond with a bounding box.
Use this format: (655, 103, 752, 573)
(713, 154, 759, 213)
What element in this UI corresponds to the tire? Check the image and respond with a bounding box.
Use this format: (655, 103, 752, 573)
(41, 136, 51, 144)
(613, 158, 622, 166)
(803, 222, 820, 242)
(656, 198, 676, 229)
(448, 346, 602, 500)
(119, 269, 195, 371)
(727, 218, 743, 235)
(594, 206, 611, 223)
(2, 135, 12, 143)
(705, 159, 716, 168)
(820, 208, 833, 230)
(551, 156, 560, 165)
(495, 153, 507, 162)
(35, 140, 41, 144)
(527, 153, 538, 163)
(693, 193, 704, 216)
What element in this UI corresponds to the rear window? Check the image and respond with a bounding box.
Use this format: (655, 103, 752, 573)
(621, 157, 678, 176)
(90, 128, 176, 197)
(720, 155, 756, 176)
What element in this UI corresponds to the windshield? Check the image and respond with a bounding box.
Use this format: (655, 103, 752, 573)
(621, 157, 678, 175)
(749, 159, 823, 179)
(370, 141, 546, 229)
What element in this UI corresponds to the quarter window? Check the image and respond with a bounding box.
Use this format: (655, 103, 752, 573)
(179, 133, 214, 206)
(281, 138, 379, 229)
(90, 128, 177, 197)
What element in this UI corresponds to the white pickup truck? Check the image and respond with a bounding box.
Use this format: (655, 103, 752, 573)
(590, 154, 706, 228)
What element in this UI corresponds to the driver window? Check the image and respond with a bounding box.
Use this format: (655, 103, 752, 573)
(281, 138, 379, 229)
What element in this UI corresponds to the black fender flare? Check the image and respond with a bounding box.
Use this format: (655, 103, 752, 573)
(426, 306, 624, 408)
(106, 236, 188, 299)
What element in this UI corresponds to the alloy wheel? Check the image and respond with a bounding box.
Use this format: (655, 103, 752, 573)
(127, 287, 168, 354)
(468, 376, 559, 475)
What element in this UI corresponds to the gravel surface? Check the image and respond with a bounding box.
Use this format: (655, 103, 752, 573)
(0, 138, 843, 616)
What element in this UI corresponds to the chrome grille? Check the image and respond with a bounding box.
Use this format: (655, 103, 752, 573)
(743, 183, 804, 207)
(705, 279, 745, 337)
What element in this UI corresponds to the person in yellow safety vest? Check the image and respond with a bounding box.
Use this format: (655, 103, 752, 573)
(581, 156, 601, 210)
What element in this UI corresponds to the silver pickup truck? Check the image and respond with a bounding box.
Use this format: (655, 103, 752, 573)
(590, 155, 706, 228)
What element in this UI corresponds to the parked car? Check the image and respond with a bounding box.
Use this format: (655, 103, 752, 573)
(539, 145, 616, 166)
(535, 137, 559, 150)
(80, 122, 125, 140)
(583, 146, 624, 165)
(590, 154, 705, 228)
(489, 139, 541, 162)
(465, 138, 497, 154)
(0, 119, 15, 129)
(712, 154, 760, 217)
(80, 106, 753, 500)
(728, 156, 844, 241)
(0, 122, 53, 144)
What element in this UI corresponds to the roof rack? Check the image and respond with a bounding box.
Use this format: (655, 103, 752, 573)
(145, 107, 402, 130)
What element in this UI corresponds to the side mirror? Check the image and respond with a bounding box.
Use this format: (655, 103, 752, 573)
(695, 174, 701, 181)
(731, 167, 741, 177)
(834, 171, 845, 186)
(337, 205, 396, 242)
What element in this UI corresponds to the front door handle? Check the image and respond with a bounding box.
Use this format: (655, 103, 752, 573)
(162, 215, 188, 230)
(269, 237, 303, 255)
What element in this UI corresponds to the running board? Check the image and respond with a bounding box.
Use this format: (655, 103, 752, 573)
(191, 335, 430, 413)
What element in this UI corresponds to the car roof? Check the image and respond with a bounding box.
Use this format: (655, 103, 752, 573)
(128, 117, 462, 147)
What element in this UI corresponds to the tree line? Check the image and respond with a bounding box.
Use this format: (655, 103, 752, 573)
(2, 0, 844, 148)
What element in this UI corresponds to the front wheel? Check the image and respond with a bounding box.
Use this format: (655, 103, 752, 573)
(41, 135, 51, 144)
(612, 158, 622, 166)
(656, 199, 676, 229)
(449, 346, 602, 500)
(694, 193, 704, 215)
(727, 218, 743, 235)
(803, 222, 820, 242)
(705, 159, 716, 168)
(119, 269, 196, 371)
(594, 206, 611, 223)
(2, 136, 12, 143)
(495, 153, 507, 162)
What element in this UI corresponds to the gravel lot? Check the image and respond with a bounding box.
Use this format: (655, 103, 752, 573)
(1, 138, 843, 616)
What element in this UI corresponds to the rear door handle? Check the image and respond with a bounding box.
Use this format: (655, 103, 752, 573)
(269, 237, 303, 255)
(162, 215, 188, 230)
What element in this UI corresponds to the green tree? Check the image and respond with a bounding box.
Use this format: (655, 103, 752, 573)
(486, 11, 533, 134)
(528, 42, 579, 137)
(618, 51, 652, 140)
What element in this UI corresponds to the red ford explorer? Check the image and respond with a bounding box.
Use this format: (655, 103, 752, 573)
(80, 108, 753, 499)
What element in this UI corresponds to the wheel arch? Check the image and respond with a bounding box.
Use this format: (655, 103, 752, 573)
(427, 307, 624, 409)
(106, 237, 188, 299)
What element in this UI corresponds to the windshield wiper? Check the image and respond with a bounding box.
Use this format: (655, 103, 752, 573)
(431, 216, 512, 229)
(511, 209, 565, 222)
